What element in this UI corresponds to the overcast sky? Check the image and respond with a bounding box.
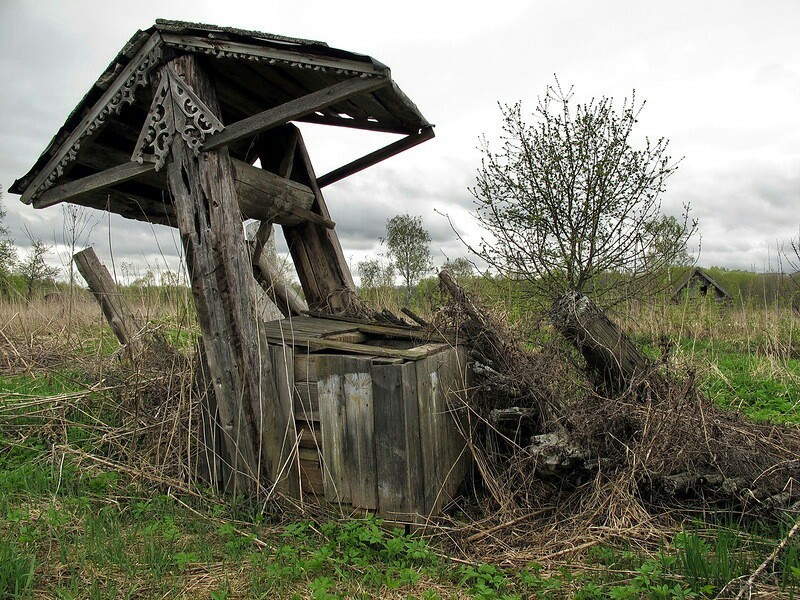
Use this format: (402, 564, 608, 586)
(1, 0, 799, 282)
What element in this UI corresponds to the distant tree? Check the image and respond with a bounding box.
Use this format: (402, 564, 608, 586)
(16, 237, 59, 301)
(60, 203, 97, 307)
(643, 214, 697, 290)
(357, 257, 395, 290)
(470, 79, 694, 306)
(382, 214, 432, 298)
(0, 189, 17, 292)
(442, 257, 474, 282)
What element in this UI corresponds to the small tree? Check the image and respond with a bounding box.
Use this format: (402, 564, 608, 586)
(357, 257, 395, 290)
(0, 189, 17, 294)
(442, 257, 474, 282)
(382, 214, 432, 299)
(17, 237, 59, 301)
(471, 79, 694, 306)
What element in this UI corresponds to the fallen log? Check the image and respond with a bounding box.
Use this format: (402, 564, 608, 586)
(551, 292, 652, 395)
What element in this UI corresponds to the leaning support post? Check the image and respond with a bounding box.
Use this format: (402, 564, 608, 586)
(163, 54, 280, 493)
(74, 247, 144, 357)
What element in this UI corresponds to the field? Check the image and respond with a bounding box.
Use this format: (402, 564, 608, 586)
(2, 287, 800, 599)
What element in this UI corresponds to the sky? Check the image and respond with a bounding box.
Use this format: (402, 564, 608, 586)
(1, 0, 799, 282)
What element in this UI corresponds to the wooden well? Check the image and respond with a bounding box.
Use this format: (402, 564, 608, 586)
(12, 20, 469, 519)
(261, 316, 470, 521)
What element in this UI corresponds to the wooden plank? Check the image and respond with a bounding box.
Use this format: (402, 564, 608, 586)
(165, 54, 273, 493)
(317, 357, 349, 504)
(299, 457, 325, 495)
(317, 127, 434, 188)
(302, 337, 426, 360)
(342, 357, 378, 510)
(417, 348, 470, 516)
(294, 381, 319, 413)
(203, 77, 390, 151)
(33, 162, 157, 209)
(372, 361, 424, 521)
(269, 345, 300, 497)
(294, 354, 317, 382)
(416, 354, 442, 516)
(297, 421, 322, 449)
(73, 247, 144, 356)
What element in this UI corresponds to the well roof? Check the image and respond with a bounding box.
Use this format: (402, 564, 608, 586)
(11, 20, 431, 217)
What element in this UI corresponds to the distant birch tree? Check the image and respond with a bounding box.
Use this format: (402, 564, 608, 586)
(382, 214, 432, 299)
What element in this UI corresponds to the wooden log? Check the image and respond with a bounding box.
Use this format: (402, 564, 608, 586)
(164, 54, 276, 493)
(231, 159, 315, 223)
(551, 292, 652, 395)
(73, 247, 144, 357)
(250, 240, 308, 318)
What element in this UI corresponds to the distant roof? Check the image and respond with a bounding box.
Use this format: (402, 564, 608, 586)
(672, 266, 733, 300)
(11, 19, 431, 216)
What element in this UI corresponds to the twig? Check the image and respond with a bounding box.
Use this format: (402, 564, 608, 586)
(734, 518, 800, 599)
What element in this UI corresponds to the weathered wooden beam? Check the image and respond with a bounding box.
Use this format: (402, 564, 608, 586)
(202, 76, 390, 151)
(33, 162, 157, 209)
(251, 242, 308, 318)
(164, 55, 277, 493)
(257, 126, 357, 312)
(73, 247, 144, 357)
(161, 33, 389, 77)
(231, 159, 315, 223)
(317, 126, 435, 188)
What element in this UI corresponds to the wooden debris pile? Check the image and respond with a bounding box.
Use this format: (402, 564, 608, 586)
(437, 271, 800, 522)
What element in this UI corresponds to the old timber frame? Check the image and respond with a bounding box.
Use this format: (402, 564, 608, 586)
(11, 20, 470, 519)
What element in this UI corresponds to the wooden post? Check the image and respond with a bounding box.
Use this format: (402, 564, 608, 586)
(257, 125, 363, 314)
(74, 247, 144, 357)
(164, 54, 279, 493)
(245, 221, 307, 318)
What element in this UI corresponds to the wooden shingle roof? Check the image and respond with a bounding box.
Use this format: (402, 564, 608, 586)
(10, 20, 432, 222)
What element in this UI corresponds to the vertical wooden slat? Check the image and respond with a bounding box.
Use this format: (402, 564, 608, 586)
(269, 344, 300, 497)
(317, 356, 349, 503)
(343, 358, 377, 510)
(416, 354, 442, 516)
(373, 361, 423, 521)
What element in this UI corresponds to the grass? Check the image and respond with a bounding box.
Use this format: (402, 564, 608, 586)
(3, 291, 800, 597)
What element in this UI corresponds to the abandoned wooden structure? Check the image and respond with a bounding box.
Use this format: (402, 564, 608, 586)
(671, 267, 733, 303)
(11, 20, 469, 520)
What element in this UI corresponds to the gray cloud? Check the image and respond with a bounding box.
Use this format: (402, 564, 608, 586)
(4, 0, 800, 281)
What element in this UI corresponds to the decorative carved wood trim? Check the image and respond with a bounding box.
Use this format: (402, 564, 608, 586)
(21, 34, 164, 204)
(160, 33, 389, 78)
(132, 66, 224, 170)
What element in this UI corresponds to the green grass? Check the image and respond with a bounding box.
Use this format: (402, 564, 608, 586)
(4, 297, 800, 598)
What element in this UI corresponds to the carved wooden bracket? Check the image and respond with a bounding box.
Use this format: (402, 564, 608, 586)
(22, 35, 163, 203)
(132, 66, 224, 170)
